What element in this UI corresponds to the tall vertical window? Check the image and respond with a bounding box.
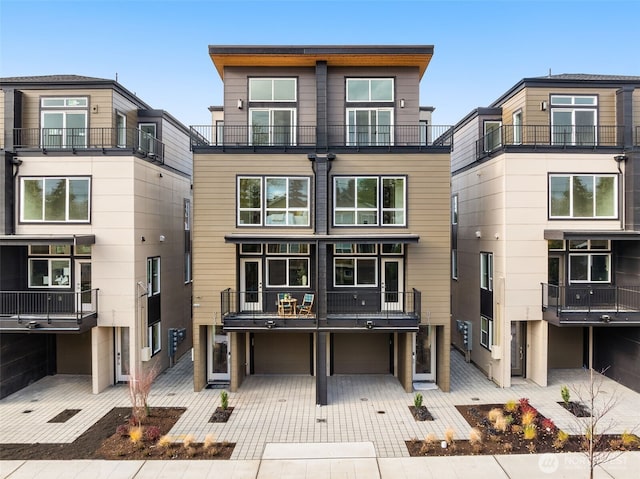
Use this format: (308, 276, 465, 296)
(138, 123, 157, 154)
(483, 121, 502, 152)
(551, 95, 597, 145)
(452, 195, 458, 225)
(21, 177, 90, 222)
(116, 112, 127, 147)
(147, 257, 161, 354)
(41, 97, 88, 148)
(346, 78, 394, 146)
(452, 249, 458, 280)
(513, 110, 523, 144)
(184, 198, 192, 283)
(249, 78, 297, 146)
(549, 174, 617, 218)
(480, 252, 493, 291)
(480, 316, 493, 350)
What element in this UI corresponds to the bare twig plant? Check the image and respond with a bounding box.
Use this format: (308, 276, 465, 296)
(570, 367, 624, 479)
(128, 365, 158, 424)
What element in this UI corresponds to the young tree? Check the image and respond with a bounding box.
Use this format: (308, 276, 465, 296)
(128, 365, 158, 425)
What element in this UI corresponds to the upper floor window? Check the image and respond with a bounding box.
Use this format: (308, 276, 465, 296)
(346, 78, 394, 102)
(184, 198, 192, 283)
(452, 195, 458, 225)
(238, 176, 310, 226)
(550, 95, 597, 145)
(346, 108, 393, 146)
(549, 174, 617, 219)
(21, 177, 90, 223)
(480, 252, 493, 291)
(513, 110, 523, 145)
(116, 112, 127, 148)
(483, 121, 502, 152)
(249, 78, 296, 102)
(138, 123, 157, 154)
(41, 97, 88, 148)
(250, 108, 296, 145)
(334, 176, 406, 226)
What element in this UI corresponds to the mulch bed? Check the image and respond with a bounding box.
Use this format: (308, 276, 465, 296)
(409, 405, 435, 421)
(0, 407, 235, 460)
(406, 401, 640, 456)
(209, 406, 234, 423)
(558, 401, 591, 417)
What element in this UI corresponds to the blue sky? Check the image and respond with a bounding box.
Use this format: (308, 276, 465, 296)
(1, 0, 639, 127)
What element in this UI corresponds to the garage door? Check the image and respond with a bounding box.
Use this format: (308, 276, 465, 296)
(332, 333, 391, 374)
(253, 333, 312, 374)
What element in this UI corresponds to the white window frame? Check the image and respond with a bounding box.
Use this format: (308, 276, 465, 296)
(138, 123, 157, 154)
(334, 176, 406, 227)
(266, 243, 309, 255)
(40, 97, 88, 148)
(480, 316, 493, 350)
(249, 78, 297, 102)
(568, 253, 611, 283)
(238, 176, 310, 227)
(346, 78, 394, 102)
(116, 111, 127, 148)
(20, 176, 91, 223)
(480, 252, 493, 291)
(266, 257, 310, 288)
(184, 198, 192, 284)
(483, 121, 502, 152)
(147, 257, 160, 297)
(346, 108, 394, 146)
(549, 174, 617, 219)
(452, 248, 458, 280)
(148, 321, 161, 355)
(550, 95, 598, 146)
(28, 258, 71, 288)
(513, 110, 523, 145)
(452, 195, 458, 225)
(249, 108, 297, 146)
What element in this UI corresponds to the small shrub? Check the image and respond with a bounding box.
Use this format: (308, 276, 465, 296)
(504, 399, 518, 413)
(157, 435, 173, 448)
(144, 425, 161, 442)
(183, 434, 196, 449)
(511, 424, 522, 434)
(518, 397, 530, 410)
(609, 438, 624, 450)
(220, 390, 229, 410)
(444, 427, 455, 445)
(116, 424, 129, 437)
(469, 427, 483, 445)
(129, 426, 144, 444)
(504, 414, 514, 425)
(553, 430, 569, 450)
(541, 418, 556, 432)
(560, 385, 570, 406)
(495, 415, 508, 433)
(621, 431, 640, 448)
(526, 442, 537, 453)
(521, 410, 536, 426)
(204, 433, 217, 449)
(488, 408, 503, 424)
(414, 392, 423, 408)
(425, 432, 437, 445)
(503, 442, 513, 453)
(523, 423, 537, 440)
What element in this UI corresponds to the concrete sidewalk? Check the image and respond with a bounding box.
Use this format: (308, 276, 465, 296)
(1, 349, 639, 478)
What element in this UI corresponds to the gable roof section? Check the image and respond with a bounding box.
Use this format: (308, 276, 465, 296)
(209, 45, 434, 80)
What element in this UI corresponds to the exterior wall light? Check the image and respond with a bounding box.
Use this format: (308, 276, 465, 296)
(237, 99, 243, 109)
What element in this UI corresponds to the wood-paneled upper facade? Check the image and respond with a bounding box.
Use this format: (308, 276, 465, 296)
(191, 45, 452, 403)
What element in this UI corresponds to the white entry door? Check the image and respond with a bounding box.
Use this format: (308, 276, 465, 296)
(240, 258, 262, 312)
(381, 258, 403, 311)
(413, 326, 436, 381)
(207, 325, 230, 382)
(115, 327, 131, 382)
(75, 260, 93, 312)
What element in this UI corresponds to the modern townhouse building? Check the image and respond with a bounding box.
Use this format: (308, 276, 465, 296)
(0, 75, 193, 398)
(191, 45, 452, 403)
(450, 74, 640, 392)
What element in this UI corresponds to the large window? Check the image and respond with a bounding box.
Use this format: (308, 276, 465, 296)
(568, 240, 611, 283)
(346, 78, 394, 102)
(551, 95, 597, 145)
(549, 174, 617, 218)
(480, 252, 493, 291)
(21, 177, 90, 222)
(29, 258, 71, 288)
(41, 97, 88, 148)
(238, 176, 310, 226)
(334, 176, 406, 226)
(249, 78, 296, 102)
(333, 243, 378, 287)
(267, 258, 309, 287)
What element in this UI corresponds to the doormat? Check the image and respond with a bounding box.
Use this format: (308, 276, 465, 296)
(206, 382, 230, 389)
(413, 382, 438, 391)
(47, 409, 81, 423)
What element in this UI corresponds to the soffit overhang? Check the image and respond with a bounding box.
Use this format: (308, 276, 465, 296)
(0, 234, 96, 246)
(224, 233, 420, 244)
(209, 45, 433, 80)
(544, 230, 640, 241)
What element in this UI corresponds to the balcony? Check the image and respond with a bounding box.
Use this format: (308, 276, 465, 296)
(0, 289, 99, 333)
(220, 289, 421, 332)
(541, 283, 640, 326)
(190, 124, 453, 150)
(12, 127, 165, 162)
(476, 124, 624, 159)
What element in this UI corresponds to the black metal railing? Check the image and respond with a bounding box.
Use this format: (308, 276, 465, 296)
(0, 289, 99, 323)
(220, 288, 420, 320)
(13, 128, 165, 162)
(476, 124, 624, 158)
(190, 124, 453, 148)
(541, 283, 640, 316)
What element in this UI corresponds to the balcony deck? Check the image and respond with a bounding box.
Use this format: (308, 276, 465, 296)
(541, 283, 640, 326)
(0, 290, 99, 333)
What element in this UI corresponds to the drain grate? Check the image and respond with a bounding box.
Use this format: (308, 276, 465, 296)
(377, 410, 386, 414)
(360, 398, 368, 402)
(22, 410, 33, 414)
(316, 418, 327, 423)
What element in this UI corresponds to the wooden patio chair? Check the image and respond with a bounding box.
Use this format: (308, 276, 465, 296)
(297, 293, 314, 317)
